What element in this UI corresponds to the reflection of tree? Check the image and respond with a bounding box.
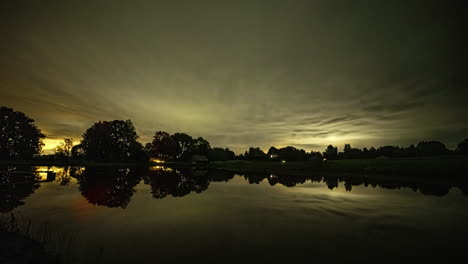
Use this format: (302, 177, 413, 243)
(236, 170, 467, 197)
(206, 170, 235, 182)
(74, 167, 142, 208)
(321, 174, 464, 197)
(323, 175, 339, 190)
(243, 173, 266, 184)
(277, 175, 307, 187)
(55, 166, 71, 186)
(0, 167, 40, 213)
(143, 168, 210, 199)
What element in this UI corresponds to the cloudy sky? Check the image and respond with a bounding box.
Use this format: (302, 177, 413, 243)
(1, 0, 466, 153)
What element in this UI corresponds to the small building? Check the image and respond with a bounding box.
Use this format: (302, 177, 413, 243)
(191, 154, 209, 164)
(376, 155, 389, 159)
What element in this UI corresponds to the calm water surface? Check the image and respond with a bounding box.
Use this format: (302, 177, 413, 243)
(2, 166, 468, 262)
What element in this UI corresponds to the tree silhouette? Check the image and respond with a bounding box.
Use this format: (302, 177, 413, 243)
(277, 146, 307, 161)
(457, 139, 468, 156)
(244, 147, 267, 160)
(71, 144, 85, 161)
(267, 146, 279, 160)
(147, 131, 178, 160)
(192, 137, 211, 156)
(323, 145, 338, 160)
(80, 120, 145, 162)
(171, 132, 195, 160)
(147, 131, 213, 161)
(416, 141, 448, 156)
(54, 138, 74, 162)
(342, 144, 363, 159)
(0, 107, 45, 160)
(207, 147, 235, 161)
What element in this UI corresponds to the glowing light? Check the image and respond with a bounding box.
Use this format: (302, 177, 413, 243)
(41, 138, 78, 154)
(281, 160, 286, 163)
(150, 158, 165, 163)
(149, 166, 173, 171)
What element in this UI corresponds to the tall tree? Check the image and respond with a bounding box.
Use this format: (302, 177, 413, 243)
(416, 141, 448, 156)
(323, 145, 338, 160)
(192, 137, 211, 156)
(54, 138, 74, 160)
(171, 132, 194, 160)
(148, 131, 178, 160)
(80, 120, 144, 161)
(0, 107, 45, 160)
(245, 147, 267, 160)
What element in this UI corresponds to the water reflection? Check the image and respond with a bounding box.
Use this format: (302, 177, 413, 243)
(0, 167, 40, 213)
(1, 166, 468, 213)
(143, 168, 209, 199)
(73, 167, 143, 208)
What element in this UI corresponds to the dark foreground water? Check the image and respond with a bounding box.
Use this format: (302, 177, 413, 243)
(2, 166, 468, 263)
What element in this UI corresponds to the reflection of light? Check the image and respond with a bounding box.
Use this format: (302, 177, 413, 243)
(37, 172, 48, 181)
(149, 166, 173, 171)
(34, 166, 80, 184)
(150, 158, 165, 163)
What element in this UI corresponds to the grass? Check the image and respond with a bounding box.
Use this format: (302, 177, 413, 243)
(0, 213, 79, 264)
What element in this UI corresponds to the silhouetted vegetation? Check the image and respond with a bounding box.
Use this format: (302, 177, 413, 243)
(145, 131, 213, 161)
(1, 107, 467, 165)
(1, 164, 468, 214)
(80, 120, 146, 162)
(53, 138, 74, 163)
(323, 145, 339, 160)
(143, 167, 210, 199)
(457, 138, 468, 156)
(0, 167, 40, 213)
(207, 147, 236, 161)
(0, 107, 45, 160)
(72, 166, 143, 208)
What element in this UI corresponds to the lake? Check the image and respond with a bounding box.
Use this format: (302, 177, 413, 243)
(2, 166, 468, 263)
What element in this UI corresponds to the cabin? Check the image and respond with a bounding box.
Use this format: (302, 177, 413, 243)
(376, 155, 389, 159)
(191, 154, 209, 165)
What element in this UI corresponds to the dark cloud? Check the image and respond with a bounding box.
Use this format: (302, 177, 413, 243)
(0, 0, 466, 152)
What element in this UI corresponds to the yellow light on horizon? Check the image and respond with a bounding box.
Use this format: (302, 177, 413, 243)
(42, 138, 79, 154)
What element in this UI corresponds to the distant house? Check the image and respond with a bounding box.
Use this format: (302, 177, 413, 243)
(376, 155, 389, 159)
(191, 154, 209, 164)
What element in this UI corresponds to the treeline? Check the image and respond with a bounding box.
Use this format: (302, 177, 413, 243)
(1, 106, 468, 163)
(1, 107, 235, 162)
(236, 140, 468, 161)
(46, 121, 236, 163)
